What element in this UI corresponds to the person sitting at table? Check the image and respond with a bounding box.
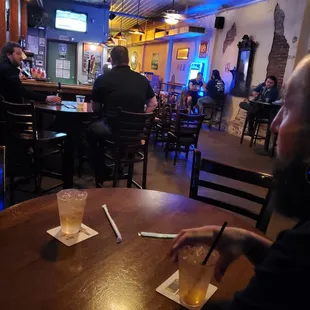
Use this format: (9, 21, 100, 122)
(187, 72, 203, 112)
(0, 42, 60, 104)
(239, 75, 279, 135)
(171, 54, 310, 310)
(197, 69, 225, 114)
(88, 46, 158, 187)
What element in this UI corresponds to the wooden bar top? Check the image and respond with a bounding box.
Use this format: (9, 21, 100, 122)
(22, 80, 93, 96)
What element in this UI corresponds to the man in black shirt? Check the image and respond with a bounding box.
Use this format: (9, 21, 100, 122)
(0, 42, 60, 104)
(187, 72, 203, 111)
(88, 46, 157, 186)
(171, 54, 310, 310)
(198, 69, 225, 114)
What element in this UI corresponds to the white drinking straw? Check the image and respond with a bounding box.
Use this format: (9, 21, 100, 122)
(138, 232, 177, 239)
(102, 204, 122, 243)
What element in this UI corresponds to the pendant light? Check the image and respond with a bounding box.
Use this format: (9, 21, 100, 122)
(129, 0, 145, 35)
(104, 0, 116, 46)
(114, 0, 126, 40)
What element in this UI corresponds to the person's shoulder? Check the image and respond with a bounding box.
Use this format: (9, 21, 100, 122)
(0, 62, 12, 72)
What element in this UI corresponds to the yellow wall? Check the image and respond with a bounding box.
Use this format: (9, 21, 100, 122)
(143, 42, 168, 81)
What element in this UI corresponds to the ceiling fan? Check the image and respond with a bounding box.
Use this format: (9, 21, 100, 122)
(163, 0, 186, 25)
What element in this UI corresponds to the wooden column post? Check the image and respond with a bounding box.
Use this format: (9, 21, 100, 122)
(9, 0, 21, 42)
(21, 0, 27, 39)
(0, 0, 6, 48)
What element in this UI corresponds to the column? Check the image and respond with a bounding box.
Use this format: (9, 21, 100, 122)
(9, 0, 20, 42)
(21, 0, 27, 39)
(164, 39, 173, 83)
(0, 0, 6, 48)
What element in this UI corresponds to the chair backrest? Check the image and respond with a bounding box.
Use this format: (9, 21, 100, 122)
(0, 146, 5, 211)
(113, 110, 155, 149)
(3, 99, 36, 140)
(190, 150, 273, 232)
(174, 113, 205, 137)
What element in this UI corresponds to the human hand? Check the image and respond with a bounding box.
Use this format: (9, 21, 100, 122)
(46, 95, 61, 104)
(170, 226, 251, 281)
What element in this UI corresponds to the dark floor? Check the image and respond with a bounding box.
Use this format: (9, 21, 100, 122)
(7, 125, 296, 240)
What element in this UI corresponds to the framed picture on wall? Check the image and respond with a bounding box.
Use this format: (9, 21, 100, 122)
(199, 42, 208, 58)
(82, 43, 103, 73)
(176, 48, 189, 60)
(151, 53, 159, 70)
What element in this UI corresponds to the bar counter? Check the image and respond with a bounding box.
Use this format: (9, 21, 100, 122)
(22, 80, 92, 97)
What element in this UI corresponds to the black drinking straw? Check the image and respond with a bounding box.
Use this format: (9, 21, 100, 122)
(202, 221, 228, 265)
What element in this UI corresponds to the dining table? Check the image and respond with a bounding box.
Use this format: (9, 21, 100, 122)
(35, 101, 95, 188)
(0, 188, 259, 310)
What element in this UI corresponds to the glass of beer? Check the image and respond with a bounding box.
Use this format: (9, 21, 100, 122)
(56, 189, 88, 234)
(178, 245, 219, 307)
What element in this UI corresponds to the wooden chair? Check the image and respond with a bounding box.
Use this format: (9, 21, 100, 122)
(165, 113, 204, 165)
(3, 99, 67, 204)
(104, 110, 155, 189)
(189, 150, 273, 232)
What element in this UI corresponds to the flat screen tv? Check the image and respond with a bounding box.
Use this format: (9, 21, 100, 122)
(55, 9, 87, 33)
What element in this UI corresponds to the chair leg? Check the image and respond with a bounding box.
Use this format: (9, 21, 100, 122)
(142, 148, 148, 189)
(165, 142, 169, 158)
(174, 143, 179, 165)
(186, 146, 189, 159)
(250, 121, 259, 147)
(9, 173, 14, 206)
(127, 163, 134, 188)
(113, 153, 120, 188)
(219, 106, 223, 131)
(240, 116, 248, 144)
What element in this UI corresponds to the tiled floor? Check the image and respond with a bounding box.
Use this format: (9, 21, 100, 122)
(8, 125, 296, 240)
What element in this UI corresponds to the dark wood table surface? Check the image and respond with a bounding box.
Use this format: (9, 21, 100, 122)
(35, 101, 94, 114)
(0, 188, 258, 310)
(35, 101, 95, 188)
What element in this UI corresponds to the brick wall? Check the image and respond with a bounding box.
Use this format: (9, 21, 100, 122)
(223, 23, 237, 54)
(266, 4, 290, 87)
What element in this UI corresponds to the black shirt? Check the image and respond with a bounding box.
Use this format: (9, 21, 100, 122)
(91, 65, 155, 121)
(206, 78, 225, 100)
(0, 61, 46, 103)
(229, 220, 310, 310)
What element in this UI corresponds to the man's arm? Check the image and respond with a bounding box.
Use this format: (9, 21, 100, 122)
(252, 83, 263, 97)
(91, 77, 104, 115)
(145, 96, 157, 113)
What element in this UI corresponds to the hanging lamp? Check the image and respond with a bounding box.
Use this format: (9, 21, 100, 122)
(114, 0, 126, 40)
(164, 0, 181, 25)
(129, 0, 145, 35)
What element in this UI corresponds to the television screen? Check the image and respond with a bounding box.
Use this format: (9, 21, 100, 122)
(55, 9, 87, 33)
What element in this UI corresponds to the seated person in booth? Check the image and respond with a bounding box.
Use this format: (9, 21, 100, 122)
(0, 42, 60, 104)
(187, 72, 203, 111)
(171, 54, 310, 310)
(240, 75, 279, 135)
(88, 46, 157, 187)
(197, 69, 225, 114)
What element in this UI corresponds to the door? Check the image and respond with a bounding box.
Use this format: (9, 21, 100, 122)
(47, 40, 77, 84)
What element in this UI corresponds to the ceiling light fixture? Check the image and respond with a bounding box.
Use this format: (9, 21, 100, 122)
(164, 0, 180, 25)
(129, 0, 145, 35)
(115, 0, 127, 41)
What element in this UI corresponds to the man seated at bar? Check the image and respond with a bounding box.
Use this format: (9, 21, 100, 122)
(198, 69, 225, 114)
(0, 42, 60, 103)
(187, 72, 203, 112)
(88, 46, 157, 187)
(240, 75, 279, 135)
(171, 54, 310, 309)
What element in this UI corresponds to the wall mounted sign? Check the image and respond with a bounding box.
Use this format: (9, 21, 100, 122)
(176, 48, 189, 60)
(151, 53, 159, 70)
(199, 42, 208, 58)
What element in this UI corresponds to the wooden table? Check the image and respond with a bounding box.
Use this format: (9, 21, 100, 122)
(35, 101, 95, 188)
(0, 188, 257, 310)
(22, 80, 92, 96)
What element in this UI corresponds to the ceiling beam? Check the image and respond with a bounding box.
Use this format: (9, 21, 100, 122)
(109, 11, 148, 20)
